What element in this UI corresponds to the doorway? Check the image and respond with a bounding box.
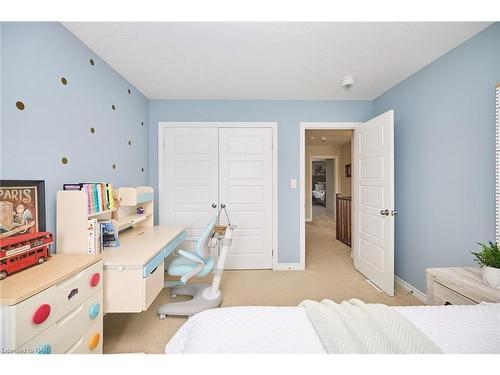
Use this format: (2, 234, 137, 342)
(305, 129, 353, 253)
(300, 113, 396, 296)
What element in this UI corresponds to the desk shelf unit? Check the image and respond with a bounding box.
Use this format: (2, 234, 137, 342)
(114, 186, 154, 231)
(56, 186, 154, 254)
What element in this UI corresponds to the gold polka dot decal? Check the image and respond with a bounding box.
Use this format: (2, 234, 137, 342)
(89, 58, 94, 66)
(90, 127, 95, 134)
(61, 157, 69, 165)
(16, 101, 25, 110)
(112, 105, 116, 111)
(61, 77, 68, 85)
(112, 164, 117, 170)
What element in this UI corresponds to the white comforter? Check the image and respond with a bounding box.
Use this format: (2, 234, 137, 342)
(165, 303, 500, 354)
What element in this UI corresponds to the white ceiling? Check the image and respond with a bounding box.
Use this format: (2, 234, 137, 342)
(305, 130, 352, 146)
(63, 22, 491, 100)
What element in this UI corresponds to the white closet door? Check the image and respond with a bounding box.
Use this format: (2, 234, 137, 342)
(163, 127, 219, 240)
(352, 110, 395, 296)
(218, 128, 273, 269)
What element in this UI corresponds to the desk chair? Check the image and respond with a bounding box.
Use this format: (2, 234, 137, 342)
(165, 216, 217, 288)
(159, 216, 234, 318)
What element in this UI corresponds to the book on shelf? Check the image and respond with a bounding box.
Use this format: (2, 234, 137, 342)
(63, 182, 115, 214)
(99, 220, 120, 247)
(105, 184, 115, 210)
(62, 183, 82, 191)
(87, 218, 101, 254)
(87, 218, 119, 253)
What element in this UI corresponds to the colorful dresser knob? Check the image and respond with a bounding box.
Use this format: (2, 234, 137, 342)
(88, 333, 100, 351)
(32, 304, 51, 325)
(89, 303, 100, 319)
(90, 273, 100, 287)
(36, 344, 51, 354)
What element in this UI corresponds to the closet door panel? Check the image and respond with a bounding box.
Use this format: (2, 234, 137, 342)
(219, 128, 273, 269)
(164, 128, 219, 240)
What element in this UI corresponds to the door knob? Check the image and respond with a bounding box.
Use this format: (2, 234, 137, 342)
(211, 203, 217, 208)
(391, 209, 398, 216)
(220, 203, 226, 208)
(380, 209, 389, 216)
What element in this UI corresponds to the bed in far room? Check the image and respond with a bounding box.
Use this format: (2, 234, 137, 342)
(312, 188, 326, 206)
(165, 301, 500, 354)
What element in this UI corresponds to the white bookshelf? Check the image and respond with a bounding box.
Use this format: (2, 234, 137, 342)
(56, 186, 154, 254)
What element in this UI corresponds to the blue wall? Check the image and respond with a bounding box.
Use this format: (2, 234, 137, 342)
(149, 100, 373, 263)
(373, 23, 500, 292)
(1, 22, 149, 243)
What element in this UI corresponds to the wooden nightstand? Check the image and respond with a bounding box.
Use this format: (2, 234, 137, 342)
(426, 267, 500, 305)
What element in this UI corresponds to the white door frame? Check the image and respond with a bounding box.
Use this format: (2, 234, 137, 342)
(158, 122, 279, 270)
(308, 155, 339, 222)
(299, 122, 360, 269)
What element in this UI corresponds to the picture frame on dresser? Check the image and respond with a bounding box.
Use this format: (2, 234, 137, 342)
(0, 180, 46, 240)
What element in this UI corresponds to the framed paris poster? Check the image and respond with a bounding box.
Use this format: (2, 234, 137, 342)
(0, 180, 46, 239)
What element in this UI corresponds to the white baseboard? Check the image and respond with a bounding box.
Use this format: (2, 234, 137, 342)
(274, 263, 304, 271)
(395, 276, 426, 304)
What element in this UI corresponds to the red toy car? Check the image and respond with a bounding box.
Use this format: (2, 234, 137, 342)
(0, 232, 53, 280)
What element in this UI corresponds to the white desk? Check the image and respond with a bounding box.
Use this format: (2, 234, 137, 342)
(103, 225, 186, 313)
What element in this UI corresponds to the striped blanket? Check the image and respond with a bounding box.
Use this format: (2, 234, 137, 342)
(300, 298, 441, 354)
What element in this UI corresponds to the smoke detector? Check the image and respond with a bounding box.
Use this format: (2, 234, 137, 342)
(341, 76, 355, 90)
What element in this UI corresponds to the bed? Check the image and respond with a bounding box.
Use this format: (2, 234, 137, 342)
(165, 301, 500, 354)
(312, 190, 326, 204)
(312, 189, 326, 206)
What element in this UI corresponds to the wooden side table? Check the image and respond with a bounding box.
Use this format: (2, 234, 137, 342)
(426, 267, 500, 305)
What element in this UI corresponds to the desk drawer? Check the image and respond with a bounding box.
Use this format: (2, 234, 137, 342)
(65, 319, 103, 354)
(163, 231, 187, 258)
(433, 282, 476, 305)
(143, 250, 165, 277)
(10, 260, 102, 347)
(20, 290, 103, 354)
(143, 260, 164, 310)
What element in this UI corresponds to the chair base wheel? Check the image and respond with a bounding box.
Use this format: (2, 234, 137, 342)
(171, 294, 177, 299)
(159, 314, 167, 320)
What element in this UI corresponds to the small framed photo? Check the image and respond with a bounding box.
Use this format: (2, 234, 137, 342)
(345, 164, 351, 178)
(0, 180, 46, 239)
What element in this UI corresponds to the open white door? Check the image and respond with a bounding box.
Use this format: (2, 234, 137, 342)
(352, 110, 395, 296)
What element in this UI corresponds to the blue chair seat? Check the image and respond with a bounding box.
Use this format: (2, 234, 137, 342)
(167, 253, 215, 278)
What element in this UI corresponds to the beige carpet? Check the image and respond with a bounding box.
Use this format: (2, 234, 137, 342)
(103, 214, 421, 354)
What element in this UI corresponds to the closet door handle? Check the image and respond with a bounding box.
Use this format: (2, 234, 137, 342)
(211, 203, 217, 208)
(220, 203, 226, 208)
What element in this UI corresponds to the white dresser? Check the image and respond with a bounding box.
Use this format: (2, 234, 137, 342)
(0, 254, 103, 354)
(426, 267, 500, 305)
